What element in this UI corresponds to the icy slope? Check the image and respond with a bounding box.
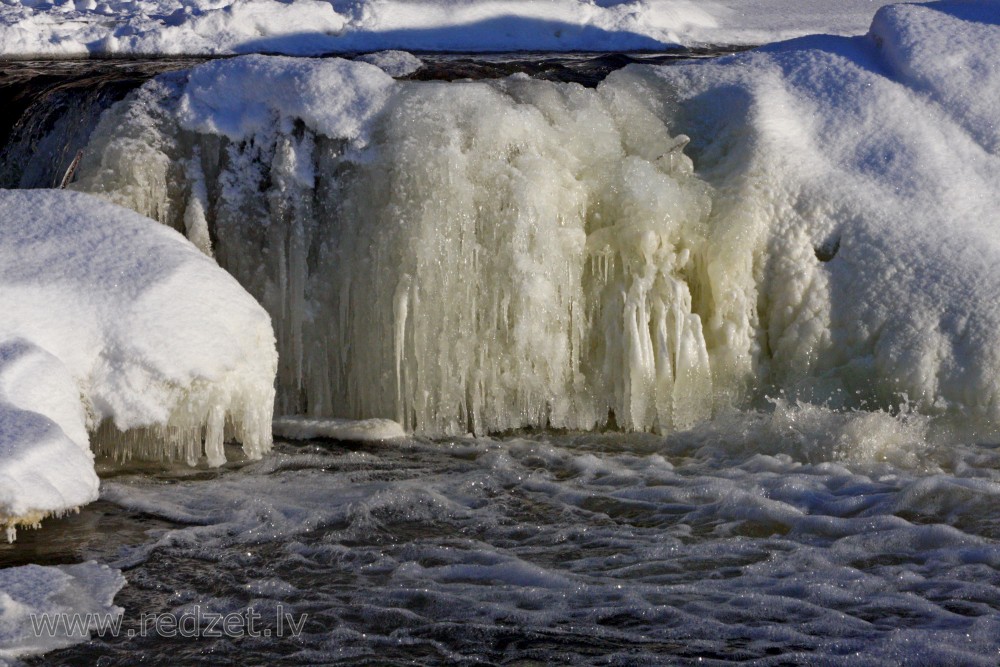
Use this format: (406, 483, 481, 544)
(70, 2, 1000, 437)
(0, 190, 276, 537)
(0, 0, 919, 57)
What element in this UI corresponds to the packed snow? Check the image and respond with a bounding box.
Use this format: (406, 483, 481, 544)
(0, 562, 124, 659)
(0, 190, 277, 538)
(0, 0, 924, 57)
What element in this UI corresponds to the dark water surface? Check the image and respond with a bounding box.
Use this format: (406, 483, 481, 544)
(4, 424, 1000, 666)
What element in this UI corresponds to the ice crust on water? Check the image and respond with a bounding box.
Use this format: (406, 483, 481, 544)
(356, 50, 423, 78)
(273, 416, 406, 442)
(0, 0, 915, 57)
(0, 561, 124, 659)
(0, 189, 277, 536)
(72, 2, 1000, 440)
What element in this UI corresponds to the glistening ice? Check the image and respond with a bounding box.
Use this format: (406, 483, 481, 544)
(2, 2, 1000, 664)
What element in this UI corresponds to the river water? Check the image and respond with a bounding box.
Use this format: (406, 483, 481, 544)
(4, 402, 1000, 665)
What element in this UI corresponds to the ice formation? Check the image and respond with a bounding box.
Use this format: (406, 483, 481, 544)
(273, 416, 406, 441)
(71, 3, 1000, 439)
(623, 0, 1000, 434)
(74, 56, 721, 435)
(0, 189, 276, 537)
(0, 0, 920, 57)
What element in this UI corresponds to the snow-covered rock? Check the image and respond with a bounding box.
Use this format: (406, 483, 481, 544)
(0, 189, 276, 538)
(609, 0, 1000, 432)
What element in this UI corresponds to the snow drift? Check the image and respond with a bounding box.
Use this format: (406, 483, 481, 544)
(0, 189, 276, 538)
(0, 0, 917, 57)
(69, 2, 1000, 439)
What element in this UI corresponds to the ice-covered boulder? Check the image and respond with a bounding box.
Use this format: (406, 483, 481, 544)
(0, 189, 276, 539)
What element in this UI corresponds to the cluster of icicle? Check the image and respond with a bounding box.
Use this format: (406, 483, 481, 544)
(74, 68, 752, 436)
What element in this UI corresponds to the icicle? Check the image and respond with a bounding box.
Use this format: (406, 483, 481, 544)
(393, 274, 412, 426)
(183, 148, 213, 256)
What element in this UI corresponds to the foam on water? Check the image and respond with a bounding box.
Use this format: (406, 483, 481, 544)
(21, 406, 1000, 664)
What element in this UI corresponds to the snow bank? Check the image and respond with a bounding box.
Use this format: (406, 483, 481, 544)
(71, 3, 1000, 438)
(0, 562, 124, 659)
(0, 0, 917, 57)
(608, 0, 1000, 430)
(0, 189, 276, 537)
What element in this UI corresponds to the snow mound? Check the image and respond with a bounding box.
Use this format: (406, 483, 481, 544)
(0, 189, 276, 536)
(178, 55, 394, 142)
(0, 562, 124, 660)
(607, 0, 1000, 432)
(0, 0, 919, 57)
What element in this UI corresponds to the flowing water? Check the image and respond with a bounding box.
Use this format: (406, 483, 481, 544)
(4, 403, 1000, 665)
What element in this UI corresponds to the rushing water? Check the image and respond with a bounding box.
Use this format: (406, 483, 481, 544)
(4, 403, 1000, 665)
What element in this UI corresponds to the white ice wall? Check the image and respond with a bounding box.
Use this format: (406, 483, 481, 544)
(75, 56, 721, 435)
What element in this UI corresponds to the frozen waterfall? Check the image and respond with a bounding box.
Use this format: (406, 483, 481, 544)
(63, 4, 1000, 440)
(72, 57, 737, 435)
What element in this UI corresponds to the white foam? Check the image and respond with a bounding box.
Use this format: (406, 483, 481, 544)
(91, 422, 1000, 663)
